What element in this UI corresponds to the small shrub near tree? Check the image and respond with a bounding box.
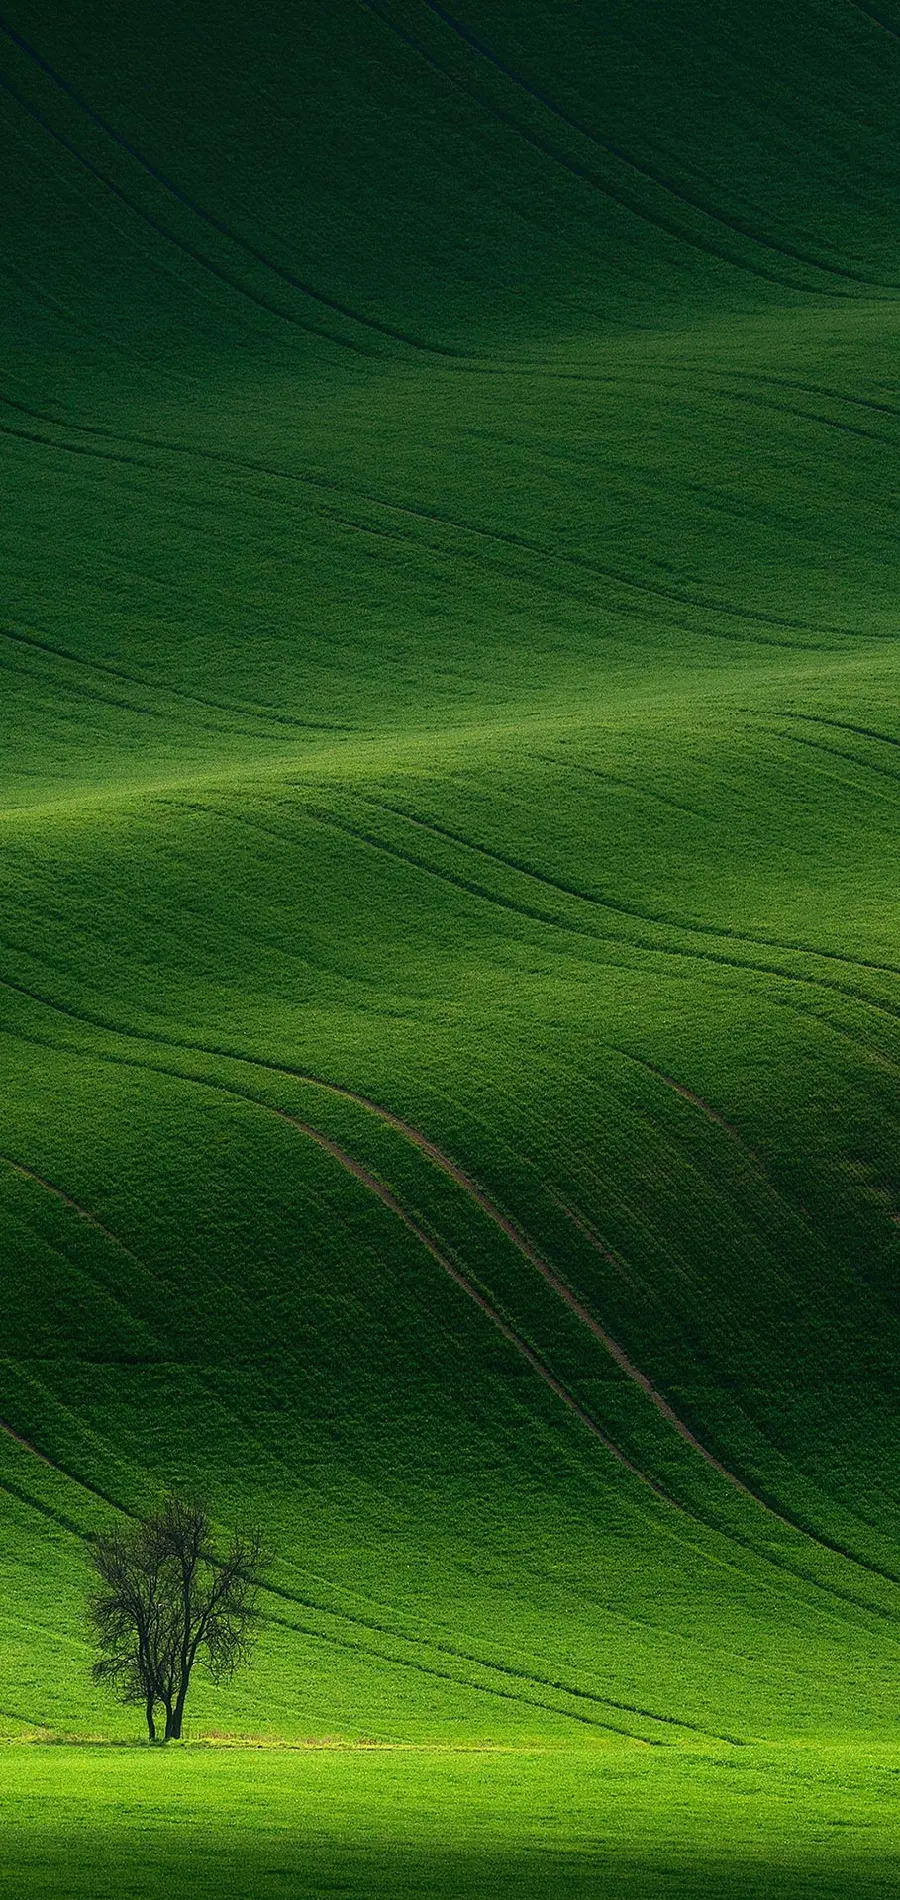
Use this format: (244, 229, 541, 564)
(87, 1494, 265, 1742)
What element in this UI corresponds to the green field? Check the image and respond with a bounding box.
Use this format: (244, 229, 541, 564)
(3, 1744, 900, 1900)
(1, 0, 899, 1890)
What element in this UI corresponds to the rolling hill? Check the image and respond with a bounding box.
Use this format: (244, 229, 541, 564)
(1, 2, 899, 1871)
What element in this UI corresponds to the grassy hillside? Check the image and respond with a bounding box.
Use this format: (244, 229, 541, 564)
(0, 2, 898, 1868)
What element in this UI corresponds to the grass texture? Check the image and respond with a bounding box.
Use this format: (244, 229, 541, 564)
(0, 0, 899, 1890)
(2, 1744, 899, 1900)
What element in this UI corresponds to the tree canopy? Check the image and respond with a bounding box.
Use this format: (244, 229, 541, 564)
(88, 1496, 264, 1741)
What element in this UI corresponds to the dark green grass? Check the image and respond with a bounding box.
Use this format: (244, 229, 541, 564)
(1, 2, 899, 1890)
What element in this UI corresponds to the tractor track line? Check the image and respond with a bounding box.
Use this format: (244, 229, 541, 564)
(0, 1706, 53, 1731)
(0, 975, 676, 1506)
(5, 966, 900, 1594)
(358, 0, 872, 300)
(417, 0, 892, 287)
(5, 1010, 900, 1628)
(353, 790, 900, 984)
(0, 388, 850, 647)
(763, 726, 900, 787)
(0, 1001, 693, 1519)
(0, 619, 353, 734)
(0, 1432, 662, 1744)
(16, 930, 874, 1560)
(299, 804, 900, 1022)
(846, 0, 900, 48)
(12, 906, 880, 1560)
(6, 977, 900, 1599)
(529, 751, 711, 825)
(781, 710, 900, 752)
(2, 960, 897, 1542)
(261, 1605, 660, 1741)
(250, 1108, 682, 1507)
(0, 1440, 121, 1527)
(0, 18, 465, 359)
(0, 70, 375, 359)
(259, 1576, 740, 1743)
(0, 1175, 729, 1742)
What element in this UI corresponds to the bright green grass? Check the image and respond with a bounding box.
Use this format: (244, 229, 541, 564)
(2, 1744, 899, 1900)
(1, 1, 899, 1892)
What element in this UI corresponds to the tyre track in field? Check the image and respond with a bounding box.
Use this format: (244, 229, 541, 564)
(0, 975, 672, 1505)
(357, 0, 870, 300)
(530, 752, 711, 825)
(0, 977, 799, 1543)
(0, 1428, 669, 1743)
(762, 741, 900, 812)
(0, 1149, 230, 1369)
(6, 765, 896, 1319)
(0, 621, 353, 735)
(260, 1602, 662, 1741)
(353, 790, 900, 984)
(0, 72, 373, 359)
(20, 0, 883, 320)
(0, 1151, 173, 1362)
(318, 504, 823, 654)
(564, 1050, 900, 1484)
(276, 1026, 900, 1585)
(0, 1706, 53, 1731)
(0, 1422, 125, 1526)
(0, 645, 234, 735)
(0, 1319, 656, 1740)
(5, 972, 900, 1602)
(0, 1414, 58, 1471)
(12, 786, 887, 1336)
(0, 1139, 737, 1746)
(259, 1573, 739, 1744)
(0, 1153, 407, 1570)
(0, 1160, 294, 1530)
(0, 1034, 767, 1716)
(846, 1, 900, 48)
(0, 920, 822, 1352)
(0, 18, 464, 359)
(0, 98, 300, 372)
(5, 1002, 900, 1628)
(0, 1193, 695, 1744)
(298, 1058, 900, 1601)
(3, 775, 899, 1062)
(299, 801, 900, 1022)
(724, 367, 900, 431)
(588, 1044, 816, 1244)
(0, 1467, 114, 1541)
(413, 0, 893, 290)
(241, 1107, 682, 1508)
(0, 388, 851, 650)
(723, 385, 899, 449)
(764, 726, 900, 787)
(781, 710, 900, 752)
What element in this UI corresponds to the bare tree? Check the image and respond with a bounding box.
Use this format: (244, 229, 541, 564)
(88, 1495, 265, 1741)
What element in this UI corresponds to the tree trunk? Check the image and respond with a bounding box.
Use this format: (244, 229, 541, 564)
(168, 1676, 189, 1741)
(145, 1696, 157, 1743)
